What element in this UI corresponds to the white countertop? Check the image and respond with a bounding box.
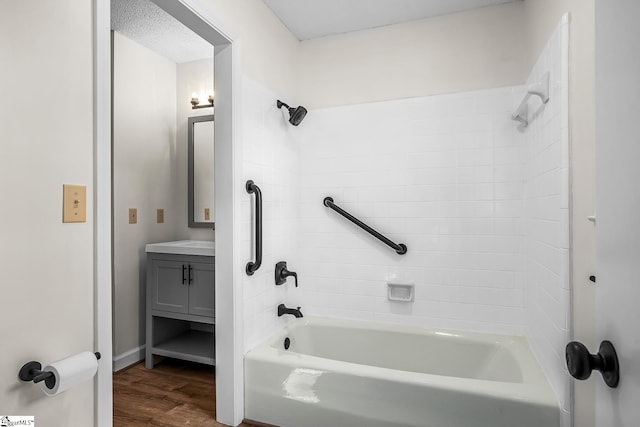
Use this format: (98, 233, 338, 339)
(145, 240, 215, 257)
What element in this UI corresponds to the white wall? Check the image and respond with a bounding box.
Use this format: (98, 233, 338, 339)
(521, 16, 571, 423)
(524, 2, 596, 426)
(112, 32, 182, 364)
(0, 0, 95, 424)
(298, 2, 528, 108)
(297, 87, 528, 334)
(187, 0, 299, 100)
(241, 77, 302, 350)
(176, 58, 216, 240)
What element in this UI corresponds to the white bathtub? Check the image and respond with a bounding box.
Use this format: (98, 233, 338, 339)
(244, 317, 560, 427)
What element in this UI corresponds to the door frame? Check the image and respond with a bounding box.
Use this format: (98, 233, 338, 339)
(593, 0, 640, 425)
(94, 0, 244, 425)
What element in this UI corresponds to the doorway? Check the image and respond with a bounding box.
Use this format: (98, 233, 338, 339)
(110, 0, 215, 371)
(111, 0, 215, 423)
(95, 0, 241, 425)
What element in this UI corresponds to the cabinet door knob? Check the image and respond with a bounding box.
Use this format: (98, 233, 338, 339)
(566, 340, 619, 388)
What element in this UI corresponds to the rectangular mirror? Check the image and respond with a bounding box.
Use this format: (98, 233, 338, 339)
(188, 115, 214, 228)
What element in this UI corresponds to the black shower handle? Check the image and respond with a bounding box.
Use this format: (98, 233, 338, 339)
(275, 261, 298, 287)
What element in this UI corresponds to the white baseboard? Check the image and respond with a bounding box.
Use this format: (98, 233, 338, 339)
(113, 345, 145, 372)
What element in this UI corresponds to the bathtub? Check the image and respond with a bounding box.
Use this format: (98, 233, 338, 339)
(244, 317, 560, 427)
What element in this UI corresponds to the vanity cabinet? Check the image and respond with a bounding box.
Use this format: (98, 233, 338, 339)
(145, 246, 215, 369)
(150, 256, 215, 317)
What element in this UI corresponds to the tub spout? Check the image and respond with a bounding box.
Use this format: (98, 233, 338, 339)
(277, 303, 303, 318)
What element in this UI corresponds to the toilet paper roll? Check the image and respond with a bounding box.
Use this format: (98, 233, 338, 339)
(40, 351, 99, 396)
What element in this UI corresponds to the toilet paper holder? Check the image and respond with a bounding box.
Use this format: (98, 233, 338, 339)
(19, 352, 101, 389)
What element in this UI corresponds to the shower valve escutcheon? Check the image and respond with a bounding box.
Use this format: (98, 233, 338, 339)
(275, 261, 298, 287)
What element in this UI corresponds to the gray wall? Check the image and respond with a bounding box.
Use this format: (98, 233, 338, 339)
(112, 32, 181, 362)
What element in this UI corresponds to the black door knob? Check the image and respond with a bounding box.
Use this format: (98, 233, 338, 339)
(565, 340, 619, 388)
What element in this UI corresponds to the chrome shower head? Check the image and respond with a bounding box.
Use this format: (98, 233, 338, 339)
(277, 100, 307, 126)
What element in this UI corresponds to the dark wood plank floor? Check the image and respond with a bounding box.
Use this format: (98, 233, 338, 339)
(113, 359, 256, 427)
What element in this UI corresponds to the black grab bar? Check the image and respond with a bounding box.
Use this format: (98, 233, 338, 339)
(323, 197, 407, 255)
(246, 180, 263, 275)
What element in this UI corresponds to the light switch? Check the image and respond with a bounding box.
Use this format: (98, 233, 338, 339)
(129, 208, 137, 224)
(63, 184, 87, 223)
(204, 208, 210, 221)
(157, 209, 164, 224)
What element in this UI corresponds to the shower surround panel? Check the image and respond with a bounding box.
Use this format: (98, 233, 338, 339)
(522, 16, 570, 420)
(298, 86, 528, 335)
(241, 76, 302, 351)
(240, 19, 569, 419)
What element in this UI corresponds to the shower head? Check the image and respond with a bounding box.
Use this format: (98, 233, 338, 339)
(277, 100, 307, 126)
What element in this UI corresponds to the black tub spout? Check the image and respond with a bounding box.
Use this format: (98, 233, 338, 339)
(277, 303, 303, 318)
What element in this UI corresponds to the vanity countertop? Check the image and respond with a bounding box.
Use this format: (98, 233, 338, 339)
(145, 240, 215, 257)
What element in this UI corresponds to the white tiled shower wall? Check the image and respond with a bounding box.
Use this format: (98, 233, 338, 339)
(291, 16, 570, 421)
(297, 87, 528, 335)
(522, 16, 570, 419)
(241, 77, 302, 350)
(241, 18, 569, 422)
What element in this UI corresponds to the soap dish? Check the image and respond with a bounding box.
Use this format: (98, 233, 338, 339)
(387, 282, 415, 302)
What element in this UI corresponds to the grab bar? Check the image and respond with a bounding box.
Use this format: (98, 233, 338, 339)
(323, 197, 407, 255)
(246, 180, 263, 275)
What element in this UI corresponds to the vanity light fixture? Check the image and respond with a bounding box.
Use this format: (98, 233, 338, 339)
(191, 92, 214, 109)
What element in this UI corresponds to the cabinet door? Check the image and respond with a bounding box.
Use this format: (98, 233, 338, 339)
(151, 259, 189, 314)
(188, 261, 215, 317)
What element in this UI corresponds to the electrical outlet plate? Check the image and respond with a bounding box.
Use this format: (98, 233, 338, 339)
(157, 208, 164, 224)
(204, 208, 210, 221)
(63, 184, 87, 223)
(129, 208, 137, 224)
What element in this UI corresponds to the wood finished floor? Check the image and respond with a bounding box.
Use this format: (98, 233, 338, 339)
(113, 359, 255, 427)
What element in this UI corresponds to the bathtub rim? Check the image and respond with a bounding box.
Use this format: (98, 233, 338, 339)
(245, 316, 560, 409)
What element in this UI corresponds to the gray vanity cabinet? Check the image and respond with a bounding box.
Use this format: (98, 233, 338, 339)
(146, 252, 215, 368)
(150, 256, 215, 317)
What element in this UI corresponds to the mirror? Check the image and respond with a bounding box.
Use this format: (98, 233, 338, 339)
(188, 115, 214, 228)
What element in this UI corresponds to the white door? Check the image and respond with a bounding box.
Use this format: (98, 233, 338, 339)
(594, 0, 640, 425)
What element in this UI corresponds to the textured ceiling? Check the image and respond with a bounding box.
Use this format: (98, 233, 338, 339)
(111, 0, 213, 64)
(263, 0, 521, 40)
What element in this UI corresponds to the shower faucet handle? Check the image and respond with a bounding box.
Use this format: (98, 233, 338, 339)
(275, 261, 298, 287)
